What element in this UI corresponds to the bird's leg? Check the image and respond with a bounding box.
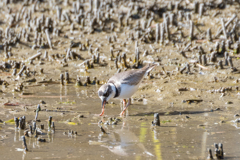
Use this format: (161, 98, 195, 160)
(122, 99, 126, 107)
(99, 100, 106, 116)
(128, 98, 132, 105)
(120, 98, 131, 116)
(99, 108, 104, 116)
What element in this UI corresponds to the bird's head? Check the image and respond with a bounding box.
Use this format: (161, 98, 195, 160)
(98, 84, 115, 109)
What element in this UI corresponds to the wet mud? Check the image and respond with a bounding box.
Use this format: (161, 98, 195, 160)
(0, 0, 240, 159)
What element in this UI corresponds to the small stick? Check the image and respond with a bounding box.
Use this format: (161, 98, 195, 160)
(210, 51, 217, 63)
(56, 6, 62, 21)
(65, 72, 69, 83)
(219, 143, 224, 159)
(135, 47, 140, 63)
(60, 74, 64, 85)
(207, 28, 212, 41)
(199, 3, 204, 17)
(100, 126, 107, 134)
(34, 129, 38, 138)
(43, 51, 48, 60)
(226, 40, 231, 50)
(147, 17, 154, 28)
(169, 13, 174, 26)
(48, 116, 52, 131)
(29, 125, 32, 134)
(152, 113, 160, 126)
(218, 60, 224, 69)
(17, 65, 26, 76)
(19, 117, 22, 130)
(21, 116, 26, 130)
(215, 148, 220, 159)
(186, 63, 190, 73)
(227, 56, 233, 68)
(24, 130, 29, 137)
(40, 124, 44, 130)
(32, 121, 36, 133)
(51, 122, 55, 133)
(183, 43, 191, 52)
(155, 23, 160, 43)
(160, 23, 164, 44)
(224, 52, 229, 66)
(35, 104, 41, 121)
(164, 17, 170, 40)
(86, 76, 91, 84)
(198, 54, 202, 65)
(45, 29, 52, 50)
(215, 14, 237, 38)
(180, 65, 187, 74)
(22, 136, 28, 151)
(122, 52, 127, 68)
(114, 58, 118, 69)
(14, 117, 19, 129)
(118, 15, 123, 28)
(193, 2, 199, 14)
(96, 53, 100, 64)
(28, 52, 42, 61)
(221, 19, 227, 39)
(234, 42, 239, 54)
(189, 21, 194, 41)
(220, 41, 226, 55)
(110, 47, 114, 58)
(207, 148, 213, 159)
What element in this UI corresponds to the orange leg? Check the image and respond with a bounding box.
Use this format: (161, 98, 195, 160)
(120, 98, 131, 116)
(99, 108, 104, 116)
(123, 99, 126, 107)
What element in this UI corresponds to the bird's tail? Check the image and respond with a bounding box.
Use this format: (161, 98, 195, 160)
(145, 62, 157, 73)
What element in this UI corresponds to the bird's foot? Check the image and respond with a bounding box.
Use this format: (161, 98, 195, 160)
(99, 109, 104, 116)
(120, 110, 125, 116)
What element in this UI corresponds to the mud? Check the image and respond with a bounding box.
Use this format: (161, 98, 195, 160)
(0, 0, 240, 159)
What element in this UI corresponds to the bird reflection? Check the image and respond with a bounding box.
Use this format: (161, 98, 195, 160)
(97, 119, 154, 157)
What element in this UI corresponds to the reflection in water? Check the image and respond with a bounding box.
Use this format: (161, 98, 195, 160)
(201, 132, 208, 159)
(139, 122, 147, 143)
(106, 129, 153, 157)
(93, 121, 153, 157)
(152, 129, 162, 160)
(60, 86, 63, 101)
(64, 85, 68, 96)
(22, 151, 26, 160)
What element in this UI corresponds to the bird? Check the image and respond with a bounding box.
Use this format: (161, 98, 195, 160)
(98, 63, 156, 116)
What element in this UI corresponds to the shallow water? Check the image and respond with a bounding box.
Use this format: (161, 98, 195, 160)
(1, 0, 240, 159)
(1, 84, 240, 160)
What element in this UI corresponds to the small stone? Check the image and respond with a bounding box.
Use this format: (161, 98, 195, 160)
(39, 100, 46, 104)
(38, 138, 46, 142)
(219, 120, 225, 123)
(234, 114, 239, 117)
(78, 115, 84, 118)
(225, 101, 233, 104)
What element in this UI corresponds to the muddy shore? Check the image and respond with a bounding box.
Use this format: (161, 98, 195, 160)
(0, 0, 240, 159)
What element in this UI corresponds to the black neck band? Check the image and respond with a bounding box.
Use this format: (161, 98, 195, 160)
(110, 83, 119, 98)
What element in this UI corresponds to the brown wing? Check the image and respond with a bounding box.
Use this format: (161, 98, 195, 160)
(108, 64, 153, 86)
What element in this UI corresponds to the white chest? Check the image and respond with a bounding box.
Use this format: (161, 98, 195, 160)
(116, 84, 139, 99)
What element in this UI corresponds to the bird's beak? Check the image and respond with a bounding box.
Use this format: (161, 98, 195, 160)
(102, 99, 106, 108)
(99, 99, 106, 116)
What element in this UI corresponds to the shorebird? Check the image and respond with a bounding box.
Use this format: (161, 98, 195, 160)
(98, 63, 156, 116)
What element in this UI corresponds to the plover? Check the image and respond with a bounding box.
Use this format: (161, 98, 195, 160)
(98, 63, 156, 116)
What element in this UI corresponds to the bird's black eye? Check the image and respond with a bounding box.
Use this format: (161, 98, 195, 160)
(103, 92, 109, 97)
